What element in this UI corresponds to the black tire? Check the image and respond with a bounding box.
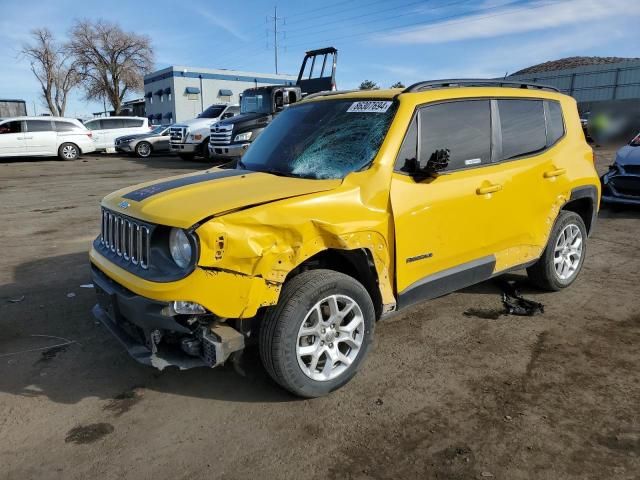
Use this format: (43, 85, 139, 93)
(135, 141, 152, 158)
(178, 153, 195, 161)
(259, 269, 375, 398)
(527, 211, 587, 291)
(58, 142, 79, 160)
(198, 138, 212, 160)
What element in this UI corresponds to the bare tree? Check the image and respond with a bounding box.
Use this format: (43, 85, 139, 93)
(21, 28, 78, 116)
(390, 81, 405, 88)
(68, 20, 154, 114)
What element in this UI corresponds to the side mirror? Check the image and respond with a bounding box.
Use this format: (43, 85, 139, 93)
(405, 148, 450, 177)
(423, 148, 450, 175)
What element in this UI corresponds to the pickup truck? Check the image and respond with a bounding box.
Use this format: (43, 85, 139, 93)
(170, 104, 239, 160)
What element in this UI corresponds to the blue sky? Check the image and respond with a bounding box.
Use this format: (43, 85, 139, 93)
(0, 0, 638, 117)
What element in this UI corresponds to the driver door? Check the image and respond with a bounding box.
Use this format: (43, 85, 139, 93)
(391, 99, 502, 308)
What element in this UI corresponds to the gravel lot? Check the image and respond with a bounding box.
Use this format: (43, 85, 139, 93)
(1, 148, 638, 480)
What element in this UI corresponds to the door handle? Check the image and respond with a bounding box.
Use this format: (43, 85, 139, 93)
(476, 183, 502, 195)
(544, 168, 566, 178)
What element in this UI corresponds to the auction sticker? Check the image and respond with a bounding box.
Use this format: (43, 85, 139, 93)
(347, 101, 393, 113)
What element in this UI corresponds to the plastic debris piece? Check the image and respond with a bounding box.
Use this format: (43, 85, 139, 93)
(80, 284, 94, 288)
(7, 295, 25, 303)
(498, 280, 544, 317)
(66, 292, 76, 298)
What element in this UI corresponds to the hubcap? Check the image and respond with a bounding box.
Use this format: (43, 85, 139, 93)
(138, 143, 150, 156)
(554, 224, 583, 280)
(296, 294, 365, 382)
(63, 145, 76, 159)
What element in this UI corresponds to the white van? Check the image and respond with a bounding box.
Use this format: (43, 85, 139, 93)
(83, 116, 151, 152)
(0, 117, 95, 160)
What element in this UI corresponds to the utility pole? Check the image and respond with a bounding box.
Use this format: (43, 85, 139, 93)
(268, 6, 285, 74)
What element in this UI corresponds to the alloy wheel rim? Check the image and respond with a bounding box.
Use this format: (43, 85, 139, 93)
(296, 294, 364, 382)
(63, 145, 76, 159)
(138, 143, 150, 156)
(554, 224, 583, 280)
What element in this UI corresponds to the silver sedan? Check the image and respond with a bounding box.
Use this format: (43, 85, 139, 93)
(115, 125, 171, 158)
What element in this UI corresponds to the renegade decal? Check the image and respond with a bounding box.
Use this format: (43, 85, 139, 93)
(347, 101, 393, 113)
(123, 169, 251, 201)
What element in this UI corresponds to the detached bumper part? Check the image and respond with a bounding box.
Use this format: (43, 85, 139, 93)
(91, 266, 245, 370)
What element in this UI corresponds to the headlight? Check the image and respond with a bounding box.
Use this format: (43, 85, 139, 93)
(234, 131, 252, 142)
(169, 228, 192, 268)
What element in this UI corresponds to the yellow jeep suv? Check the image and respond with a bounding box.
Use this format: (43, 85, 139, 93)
(90, 79, 599, 397)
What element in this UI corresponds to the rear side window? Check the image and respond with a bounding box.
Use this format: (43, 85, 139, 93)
(418, 100, 491, 171)
(26, 120, 53, 132)
(85, 120, 101, 130)
(123, 119, 143, 128)
(0, 121, 23, 134)
(54, 121, 81, 132)
(102, 118, 125, 129)
(546, 101, 565, 145)
(498, 99, 546, 160)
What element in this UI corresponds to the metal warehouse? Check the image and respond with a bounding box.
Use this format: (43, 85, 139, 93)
(508, 57, 640, 113)
(144, 66, 296, 124)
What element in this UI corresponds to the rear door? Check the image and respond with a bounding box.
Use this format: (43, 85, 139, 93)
(0, 120, 27, 156)
(390, 99, 503, 307)
(101, 118, 125, 148)
(84, 119, 105, 148)
(483, 98, 571, 270)
(25, 119, 56, 155)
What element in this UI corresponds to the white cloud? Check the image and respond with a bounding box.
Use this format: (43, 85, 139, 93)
(192, 8, 249, 42)
(375, 0, 638, 45)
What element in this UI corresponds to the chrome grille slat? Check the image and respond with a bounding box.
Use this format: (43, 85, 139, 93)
(210, 124, 233, 146)
(100, 208, 150, 270)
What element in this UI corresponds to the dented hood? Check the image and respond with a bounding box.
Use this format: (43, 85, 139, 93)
(102, 168, 341, 228)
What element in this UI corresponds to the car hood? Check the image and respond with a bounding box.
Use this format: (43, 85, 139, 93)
(219, 112, 270, 127)
(102, 168, 341, 229)
(117, 133, 152, 142)
(616, 145, 640, 165)
(175, 117, 220, 129)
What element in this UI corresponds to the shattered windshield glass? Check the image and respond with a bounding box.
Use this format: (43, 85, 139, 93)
(240, 99, 398, 179)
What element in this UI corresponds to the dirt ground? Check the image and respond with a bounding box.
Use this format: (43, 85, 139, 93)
(0, 147, 638, 480)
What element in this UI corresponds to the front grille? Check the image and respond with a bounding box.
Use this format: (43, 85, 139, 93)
(622, 164, 640, 175)
(100, 208, 151, 269)
(170, 126, 187, 144)
(210, 124, 233, 145)
(610, 176, 640, 197)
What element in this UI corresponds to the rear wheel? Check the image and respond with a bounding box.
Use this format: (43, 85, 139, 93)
(198, 138, 212, 160)
(58, 143, 79, 160)
(135, 141, 152, 158)
(259, 269, 375, 398)
(527, 211, 587, 291)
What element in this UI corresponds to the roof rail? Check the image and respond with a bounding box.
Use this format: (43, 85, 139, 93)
(303, 89, 360, 100)
(403, 79, 560, 93)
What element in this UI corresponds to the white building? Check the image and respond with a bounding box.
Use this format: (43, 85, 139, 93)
(144, 66, 296, 124)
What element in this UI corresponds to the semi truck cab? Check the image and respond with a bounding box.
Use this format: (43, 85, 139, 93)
(209, 47, 337, 160)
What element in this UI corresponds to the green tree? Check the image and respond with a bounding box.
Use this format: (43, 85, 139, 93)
(390, 81, 405, 88)
(359, 80, 379, 90)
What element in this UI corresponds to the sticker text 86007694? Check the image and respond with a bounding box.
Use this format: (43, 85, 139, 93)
(347, 101, 392, 113)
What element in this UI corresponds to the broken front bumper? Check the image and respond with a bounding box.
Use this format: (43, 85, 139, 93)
(91, 266, 244, 370)
(601, 168, 640, 205)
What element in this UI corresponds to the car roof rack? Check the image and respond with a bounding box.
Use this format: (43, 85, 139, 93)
(403, 79, 560, 93)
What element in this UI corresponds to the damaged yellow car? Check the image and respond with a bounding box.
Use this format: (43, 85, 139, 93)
(90, 79, 600, 397)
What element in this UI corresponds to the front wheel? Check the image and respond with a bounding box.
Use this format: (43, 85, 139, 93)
(259, 269, 375, 398)
(58, 143, 79, 160)
(527, 211, 587, 291)
(135, 141, 152, 158)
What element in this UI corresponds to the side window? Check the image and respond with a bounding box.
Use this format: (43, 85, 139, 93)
(498, 99, 546, 160)
(26, 120, 54, 132)
(0, 121, 23, 134)
(124, 119, 143, 128)
(85, 120, 101, 130)
(395, 115, 418, 172)
(546, 101, 565, 145)
(418, 100, 491, 171)
(102, 119, 125, 129)
(54, 121, 81, 132)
